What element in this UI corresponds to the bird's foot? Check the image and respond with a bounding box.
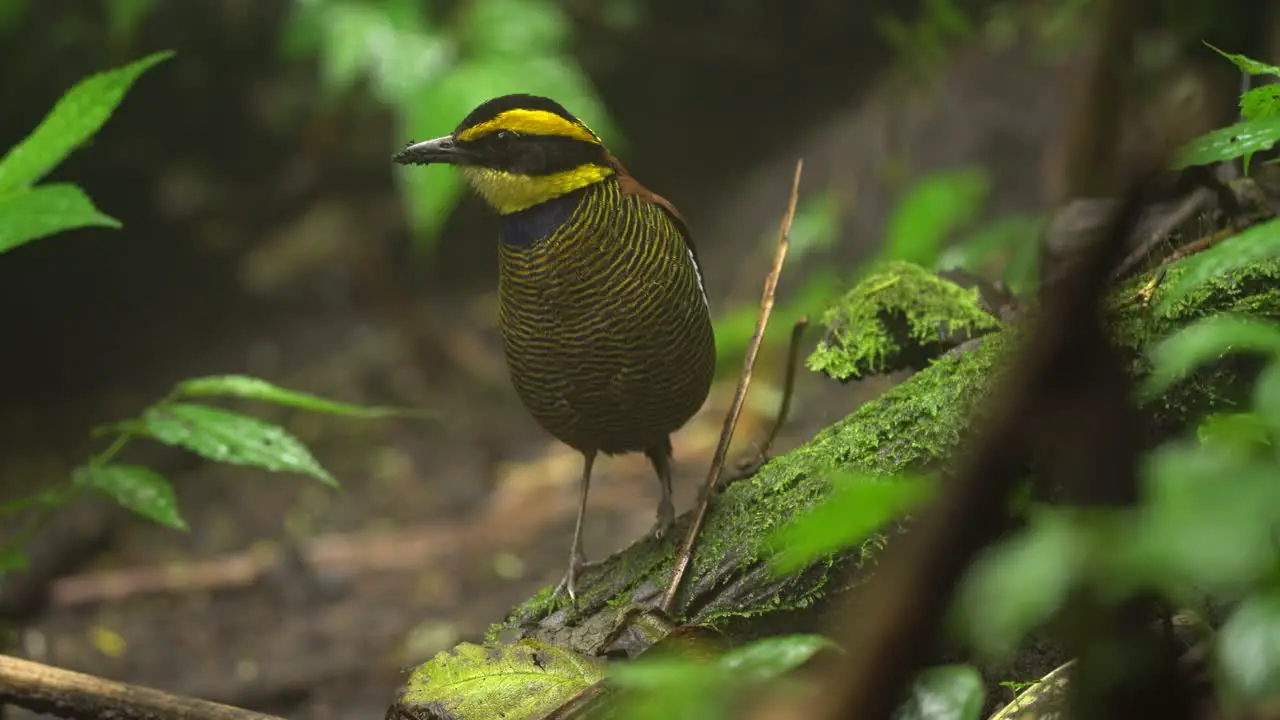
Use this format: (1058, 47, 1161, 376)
(649, 499, 675, 541)
(552, 555, 605, 603)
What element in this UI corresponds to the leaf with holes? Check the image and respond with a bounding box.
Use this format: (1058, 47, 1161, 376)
(1174, 117, 1280, 169)
(0, 183, 120, 254)
(140, 403, 337, 487)
(1157, 218, 1280, 312)
(177, 374, 427, 419)
(0, 51, 172, 192)
(1242, 84, 1280, 122)
(392, 640, 605, 719)
(1141, 313, 1280, 398)
(72, 463, 186, 530)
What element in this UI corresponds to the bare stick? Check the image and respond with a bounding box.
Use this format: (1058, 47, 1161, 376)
(660, 159, 803, 614)
(0, 654, 283, 720)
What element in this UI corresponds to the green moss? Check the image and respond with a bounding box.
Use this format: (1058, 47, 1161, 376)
(807, 261, 1002, 381)
(495, 255, 1280, 657)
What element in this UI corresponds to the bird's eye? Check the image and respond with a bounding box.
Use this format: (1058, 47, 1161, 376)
(494, 130, 513, 141)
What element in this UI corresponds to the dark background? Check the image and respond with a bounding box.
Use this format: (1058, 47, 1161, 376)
(0, 1, 1272, 717)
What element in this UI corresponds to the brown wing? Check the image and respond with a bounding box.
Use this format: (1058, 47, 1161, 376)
(606, 152, 703, 272)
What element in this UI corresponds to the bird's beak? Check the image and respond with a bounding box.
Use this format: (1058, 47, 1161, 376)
(392, 135, 468, 166)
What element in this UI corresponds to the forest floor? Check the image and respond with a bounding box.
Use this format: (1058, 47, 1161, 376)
(2, 288, 890, 720)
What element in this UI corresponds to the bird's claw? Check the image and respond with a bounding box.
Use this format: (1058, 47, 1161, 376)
(552, 555, 604, 603)
(649, 499, 675, 541)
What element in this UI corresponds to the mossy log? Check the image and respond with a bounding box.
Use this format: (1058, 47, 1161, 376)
(389, 257, 1280, 717)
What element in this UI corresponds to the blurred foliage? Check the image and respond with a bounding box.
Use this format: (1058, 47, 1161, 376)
(0, 54, 420, 577)
(0, 0, 621, 255)
(280, 0, 621, 247)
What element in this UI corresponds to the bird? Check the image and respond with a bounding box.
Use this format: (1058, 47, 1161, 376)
(392, 94, 716, 601)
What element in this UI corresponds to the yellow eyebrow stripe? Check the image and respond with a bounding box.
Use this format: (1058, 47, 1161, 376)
(457, 109, 600, 144)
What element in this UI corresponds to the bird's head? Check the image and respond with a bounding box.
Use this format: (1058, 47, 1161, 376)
(392, 94, 617, 215)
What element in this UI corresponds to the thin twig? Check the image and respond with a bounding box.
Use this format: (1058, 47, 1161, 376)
(0, 654, 283, 720)
(1110, 187, 1214, 280)
(759, 316, 809, 459)
(659, 159, 803, 615)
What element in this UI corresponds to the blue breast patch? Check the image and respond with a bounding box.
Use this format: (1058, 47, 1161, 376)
(499, 189, 584, 248)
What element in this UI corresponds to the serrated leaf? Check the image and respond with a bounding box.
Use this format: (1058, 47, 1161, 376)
(717, 635, 840, 683)
(72, 464, 186, 530)
(1174, 117, 1280, 169)
(895, 665, 986, 720)
(1141, 314, 1280, 398)
(1205, 43, 1280, 77)
(883, 168, 990, 266)
(140, 403, 338, 487)
(0, 51, 172, 192)
(0, 183, 120, 253)
(1242, 84, 1280, 122)
(768, 472, 934, 574)
(395, 640, 605, 719)
(953, 511, 1084, 661)
(176, 374, 426, 419)
(1157, 218, 1280, 312)
(1216, 590, 1280, 703)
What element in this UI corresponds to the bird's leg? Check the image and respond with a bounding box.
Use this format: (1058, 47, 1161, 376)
(645, 441, 676, 541)
(553, 449, 598, 602)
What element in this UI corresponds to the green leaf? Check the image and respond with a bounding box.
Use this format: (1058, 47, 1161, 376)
(883, 168, 990, 266)
(1197, 412, 1272, 453)
(0, 183, 120, 253)
(0, 548, 29, 575)
(176, 374, 426, 419)
(139, 403, 338, 487)
(1173, 117, 1280, 169)
(717, 635, 840, 683)
(1142, 313, 1280, 397)
(1116, 442, 1280, 594)
(953, 511, 1085, 660)
(0, 488, 74, 518)
(610, 656, 728, 720)
(0, 51, 173, 192)
(1205, 43, 1280, 77)
(1157, 218, 1280, 312)
(939, 213, 1045, 275)
(768, 472, 935, 574)
(1216, 590, 1280, 703)
(895, 665, 986, 720)
(785, 189, 842, 262)
(1241, 84, 1280, 122)
(395, 640, 606, 719)
(1253, 360, 1280, 430)
(72, 463, 186, 530)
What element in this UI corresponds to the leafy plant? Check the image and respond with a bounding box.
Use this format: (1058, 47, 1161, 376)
(0, 50, 170, 254)
(0, 53, 423, 577)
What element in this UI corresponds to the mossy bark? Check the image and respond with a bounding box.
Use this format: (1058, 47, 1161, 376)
(488, 258, 1280, 659)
